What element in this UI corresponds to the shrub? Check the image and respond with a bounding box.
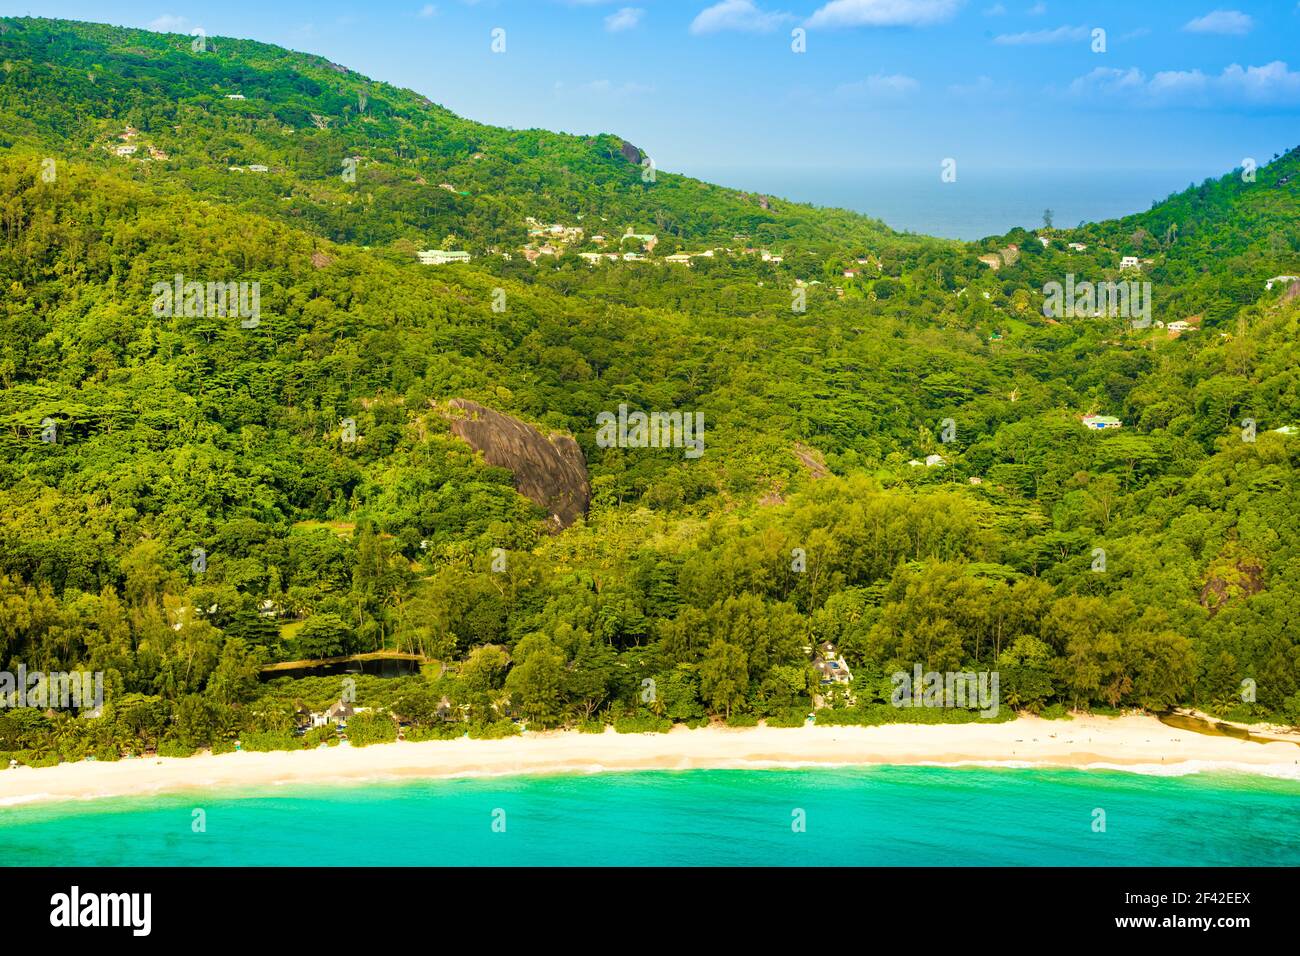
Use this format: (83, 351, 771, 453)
(344, 712, 399, 747)
(468, 720, 521, 740)
(763, 710, 808, 728)
(17, 749, 62, 768)
(402, 724, 459, 742)
(613, 715, 672, 734)
(303, 726, 339, 747)
(240, 732, 302, 752)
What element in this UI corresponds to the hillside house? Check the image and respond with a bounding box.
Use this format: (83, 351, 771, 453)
(1082, 414, 1122, 430)
(1119, 256, 1141, 270)
(624, 229, 657, 250)
(417, 249, 471, 265)
(1265, 275, 1299, 291)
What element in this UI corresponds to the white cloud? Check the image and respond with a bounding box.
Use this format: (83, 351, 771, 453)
(1219, 61, 1300, 101)
(1183, 10, 1253, 35)
(418, 4, 437, 18)
(837, 72, 920, 97)
(982, 3, 1006, 13)
(605, 6, 644, 31)
(993, 24, 1087, 44)
(805, 0, 963, 29)
(148, 15, 189, 32)
(1068, 60, 1300, 107)
(1069, 66, 1145, 96)
(690, 1, 791, 34)
(1026, 2, 1046, 14)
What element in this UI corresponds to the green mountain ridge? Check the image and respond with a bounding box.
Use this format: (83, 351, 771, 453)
(1, 17, 1299, 761)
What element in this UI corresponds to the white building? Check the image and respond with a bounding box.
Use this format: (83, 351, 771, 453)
(1082, 415, 1122, 430)
(1119, 256, 1141, 270)
(417, 249, 471, 265)
(1265, 275, 1299, 291)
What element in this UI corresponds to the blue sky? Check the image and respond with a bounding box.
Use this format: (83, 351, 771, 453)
(7, 1, 1300, 178)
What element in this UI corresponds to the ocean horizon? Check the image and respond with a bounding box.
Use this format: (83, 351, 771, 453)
(676, 166, 1223, 242)
(4, 766, 1298, 867)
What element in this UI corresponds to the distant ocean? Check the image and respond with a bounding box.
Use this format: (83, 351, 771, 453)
(3, 766, 1299, 866)
(679, 167, 1220, 241)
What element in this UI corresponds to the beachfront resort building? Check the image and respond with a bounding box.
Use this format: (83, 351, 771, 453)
(813, 643, 853, 687)
(811, 642, 854, 709)
(310, 699, 355, 729)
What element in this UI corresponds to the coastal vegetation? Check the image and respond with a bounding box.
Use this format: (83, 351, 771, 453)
(1, 18, 1299, 767)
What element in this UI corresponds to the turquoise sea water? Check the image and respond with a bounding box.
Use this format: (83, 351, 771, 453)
(2, 766, 1298, 866)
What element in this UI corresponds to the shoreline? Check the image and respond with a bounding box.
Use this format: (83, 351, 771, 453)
(2, 714, 1299, 807)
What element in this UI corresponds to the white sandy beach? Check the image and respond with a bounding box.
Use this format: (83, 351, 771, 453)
(2, 714, 1298, 806)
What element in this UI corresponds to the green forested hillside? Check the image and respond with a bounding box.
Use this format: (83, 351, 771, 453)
(0, 16, 911, 255)
(1, 17, 1298, 763)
